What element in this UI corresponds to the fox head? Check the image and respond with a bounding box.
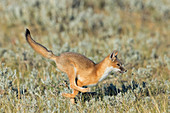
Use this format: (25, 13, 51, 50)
(108, 50, 127, 73)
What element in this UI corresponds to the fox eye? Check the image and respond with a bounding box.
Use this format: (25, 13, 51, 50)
(117, 64, 120, 66)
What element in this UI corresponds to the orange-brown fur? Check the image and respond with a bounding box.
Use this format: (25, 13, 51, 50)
(25, 29, 126, 103)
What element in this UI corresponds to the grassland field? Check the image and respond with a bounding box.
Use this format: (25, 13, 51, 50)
(0, 0, 170, 112)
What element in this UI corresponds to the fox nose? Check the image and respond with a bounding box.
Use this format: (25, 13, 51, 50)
(124, 70, 127, 72)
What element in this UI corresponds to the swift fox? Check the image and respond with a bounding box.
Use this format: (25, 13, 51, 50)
(25, 29, 126, 101)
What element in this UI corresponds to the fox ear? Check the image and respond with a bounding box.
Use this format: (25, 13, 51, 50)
(110, 50, 118, 61)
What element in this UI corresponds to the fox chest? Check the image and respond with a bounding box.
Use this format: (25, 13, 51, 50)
(98, 67, 114, 82)
(86, 67, 115, 87)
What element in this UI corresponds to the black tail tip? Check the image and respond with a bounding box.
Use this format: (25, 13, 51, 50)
(25, 28, 30, 37)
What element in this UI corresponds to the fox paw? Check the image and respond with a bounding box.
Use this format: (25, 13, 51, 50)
(81, 88, 90, 93)
(62, 93, 70, 97)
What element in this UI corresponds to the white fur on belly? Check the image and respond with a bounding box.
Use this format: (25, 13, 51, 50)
(86, 83, 97, 87)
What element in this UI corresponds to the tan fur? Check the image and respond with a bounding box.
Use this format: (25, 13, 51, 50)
(25, 29, 126, 103)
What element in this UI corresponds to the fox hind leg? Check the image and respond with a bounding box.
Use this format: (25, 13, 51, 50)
(62, 90, 79, 104)
(62, 89, 79, 98)
(62, 79, 88, 98)
(62, 79, 82, 104)
(67, 66, 89, 92)
(62, 66, 89, 104)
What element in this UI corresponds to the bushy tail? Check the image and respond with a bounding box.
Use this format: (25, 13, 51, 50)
(25, 29, 56, 60)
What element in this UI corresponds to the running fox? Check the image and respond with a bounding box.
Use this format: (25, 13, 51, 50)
(25, 29, 126, 101)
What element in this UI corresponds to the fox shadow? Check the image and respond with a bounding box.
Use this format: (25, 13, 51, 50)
(75, 80, 147, 103)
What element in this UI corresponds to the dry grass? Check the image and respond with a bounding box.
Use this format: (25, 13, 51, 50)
(0, 0, 169, 112)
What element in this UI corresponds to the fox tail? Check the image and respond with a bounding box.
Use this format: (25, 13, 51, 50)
(25, 29, 56, 60)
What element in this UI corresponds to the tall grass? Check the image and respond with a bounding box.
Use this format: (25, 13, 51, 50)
(0, 0, 169, 112)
